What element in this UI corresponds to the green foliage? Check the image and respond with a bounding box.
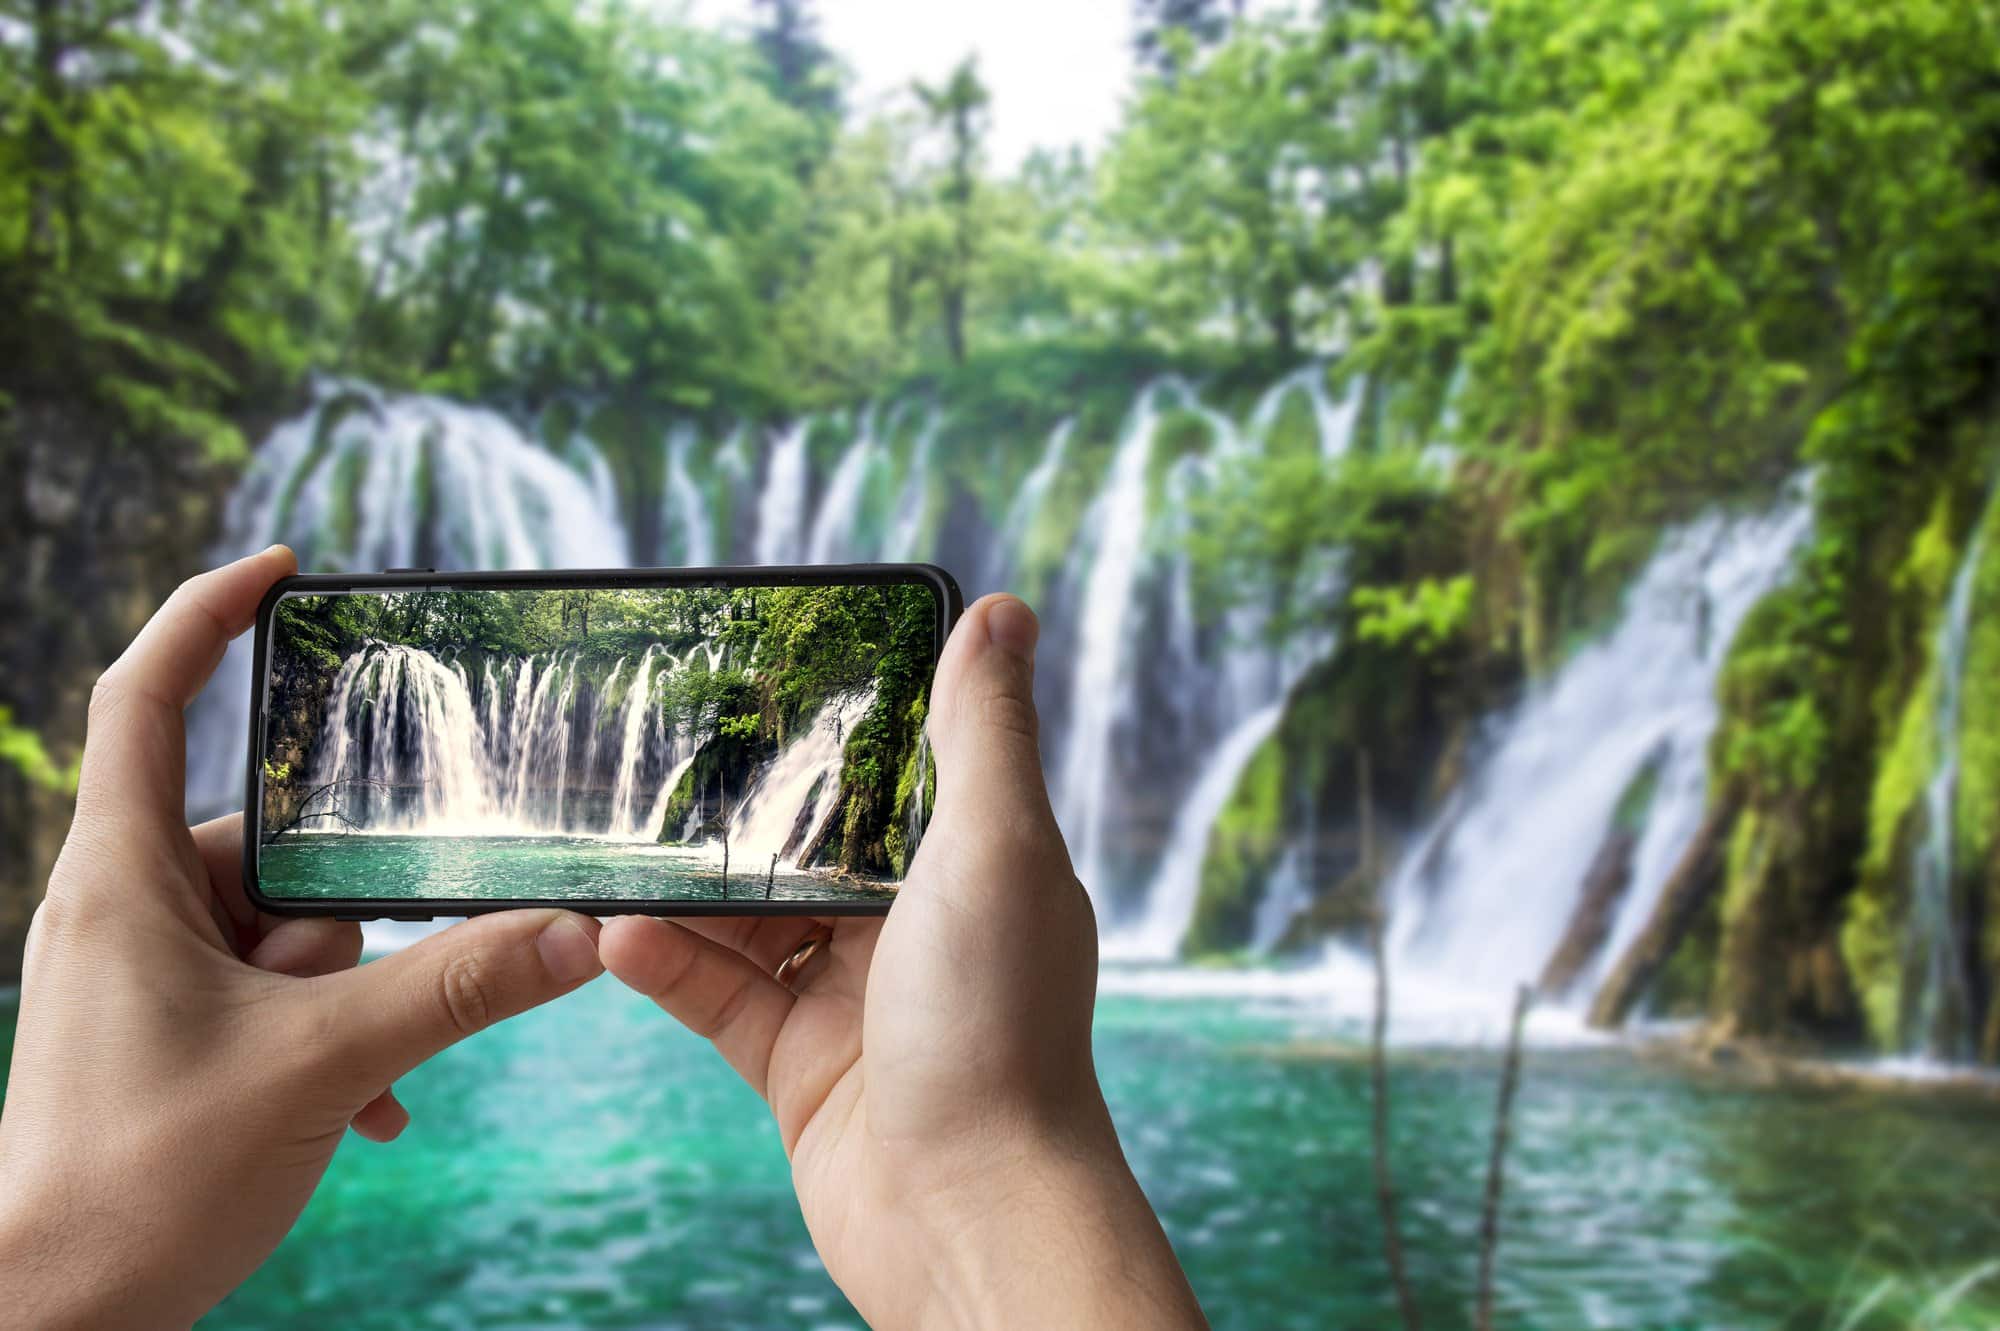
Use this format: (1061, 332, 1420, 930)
(0, 706, 74, 793)
(1352, 574, 1473, 655)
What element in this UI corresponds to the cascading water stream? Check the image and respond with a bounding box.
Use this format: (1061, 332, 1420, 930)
(1106, 701, 1288, 961)
(1052, 381, 1172, 899)
(730, 691, 879, 867)
(881, 412, 939, 563)
(194, 359, 1842, 1055)
(1904, 497, 1993, 1059)
(1382, 492, 1815, 1012)
(662, 425, 716, 566)
(807, 413, 879, 564)
(189, 390, 625, 813)
(754, 422, 812, 565)
(978, 416, 1074, 592)
(606, 647, 664, 838)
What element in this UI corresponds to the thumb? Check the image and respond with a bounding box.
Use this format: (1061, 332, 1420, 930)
(322, 910, 603, 1085)
(924, 594, 1066, 859)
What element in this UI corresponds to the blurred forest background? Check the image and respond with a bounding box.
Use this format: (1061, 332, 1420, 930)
(7, 1, 2000, 1326)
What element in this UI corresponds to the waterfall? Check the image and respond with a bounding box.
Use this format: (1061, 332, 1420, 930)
(807, 418, 879, 564)
(299, 642, 711, 842)
(1107, 701, 1288, 961)
(311, 645, 495, 834)
(1383, 492, 1815, 1010)
(1052, 381, 1172, 897)
(605, 647, 663, 838)
(1904, 501, 1992, 1058)
(1249, 363, 1360, 461)
(730, 690, 878, 867)
(979, 416, 1074, 591)
(189, 387, 625, 813)
(662, 425, 716, 566)
(197, 359, 1831, 1015)
(754, 422, 811, 565)
(881, 411, 938, 562)
(904, 732, 933, 867)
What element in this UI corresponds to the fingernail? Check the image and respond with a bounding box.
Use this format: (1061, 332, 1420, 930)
(537, 916, 602, 985)
(985, 597, 1039, 660)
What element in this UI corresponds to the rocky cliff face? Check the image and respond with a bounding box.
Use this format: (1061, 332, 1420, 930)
(0, 397, 230, 982)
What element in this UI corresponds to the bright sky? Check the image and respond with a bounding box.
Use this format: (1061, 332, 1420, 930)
(685, 1, 1139, 170)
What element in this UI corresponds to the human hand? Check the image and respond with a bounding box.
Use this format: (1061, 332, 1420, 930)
(0, 546, 605, 1330)
(598, 594, 1208, 1330)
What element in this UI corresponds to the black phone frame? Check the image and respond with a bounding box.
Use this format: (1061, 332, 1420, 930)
(242, 563, 963, 921)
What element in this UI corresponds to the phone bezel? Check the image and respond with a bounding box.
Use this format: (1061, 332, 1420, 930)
(242, 563, 963, 920)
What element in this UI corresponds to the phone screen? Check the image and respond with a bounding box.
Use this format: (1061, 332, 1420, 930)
(249, 569, 953, 912)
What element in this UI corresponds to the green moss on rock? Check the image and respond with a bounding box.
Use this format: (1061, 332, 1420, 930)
(1181, 735, 1286, 957)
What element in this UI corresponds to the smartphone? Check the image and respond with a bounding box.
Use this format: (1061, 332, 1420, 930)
(244, 565, 960, 919)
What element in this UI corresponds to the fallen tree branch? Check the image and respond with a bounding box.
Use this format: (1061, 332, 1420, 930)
(261, 778, 391, 845)
(1587, 795, 1740, 1029)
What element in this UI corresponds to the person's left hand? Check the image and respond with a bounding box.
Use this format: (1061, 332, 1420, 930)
(0, 546, 606, 1330)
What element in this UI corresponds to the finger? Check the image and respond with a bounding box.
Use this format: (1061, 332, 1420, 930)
(672, 914, 837, 974)
(322, 910, 603, 1086)
(247, 916, 363, 978)
(75, 545, 297, 831)
(923, 594, 1068, 861)
(599, 915, 795, 1099)
(190, 812, 260, 945)
(350, 1089, 412, 1143)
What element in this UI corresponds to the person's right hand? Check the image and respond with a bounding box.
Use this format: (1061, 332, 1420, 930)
(598, 594, 1208, 1330)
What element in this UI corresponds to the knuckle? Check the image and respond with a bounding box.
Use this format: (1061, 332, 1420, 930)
(692, 973, 754, 1041)
(24, 890, 78, 957)
(86, 671, 126, 725)
(973, 685, 1039, 743)
(437, 952, 498, 1038)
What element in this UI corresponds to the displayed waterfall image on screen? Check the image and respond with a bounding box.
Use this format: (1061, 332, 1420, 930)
(256, 583, 938, 904)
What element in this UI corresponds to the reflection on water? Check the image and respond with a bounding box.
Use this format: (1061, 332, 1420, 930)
(5, 978, 1986, 1330)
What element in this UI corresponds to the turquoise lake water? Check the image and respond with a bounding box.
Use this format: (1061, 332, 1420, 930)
(2, 975, 1997, 1329)
(259, 834, 898, 905)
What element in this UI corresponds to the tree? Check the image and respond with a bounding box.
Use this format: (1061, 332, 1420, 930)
(915, 57, 990, 365)
(1133, 0, 1243, 78)
(1105, 19, 1345, 356)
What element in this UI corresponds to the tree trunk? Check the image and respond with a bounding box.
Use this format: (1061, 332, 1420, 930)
(27, 0, 69, 267)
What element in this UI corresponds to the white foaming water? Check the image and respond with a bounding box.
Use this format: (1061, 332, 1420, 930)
(299, 642, 700, 842)
(1385, 492, 1815, 1012)
(754, 422, 812, 565)
(978, 415, 1073, 591)
(807, 420, 879, 564)
(1053, 381, 1173, 898)
(605, 647, 664, 838)
(662, 424, 715, 565)
(1107, 701, 1288, 961)
(1116, 368, 1357, 953)
(1904, 494, 1993, 1058)
(880, 412, 938, 562)
(730, 690, 878, 867)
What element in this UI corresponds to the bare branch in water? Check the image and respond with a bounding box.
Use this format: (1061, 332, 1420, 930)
(1362, 749, 1423, 1331)
(1476, 983, 1534, 1331)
